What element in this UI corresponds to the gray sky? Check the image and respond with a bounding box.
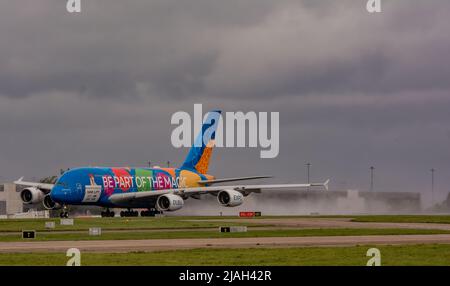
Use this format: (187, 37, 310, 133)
(1, 0, 449, 205)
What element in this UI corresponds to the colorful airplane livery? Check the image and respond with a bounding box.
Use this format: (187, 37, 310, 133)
(15, 110, 329, 217)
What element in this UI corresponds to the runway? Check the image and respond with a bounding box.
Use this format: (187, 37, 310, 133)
(2, 217, 450, 253)
(191, 218, 450, 231)
(2, 234, 450, 253)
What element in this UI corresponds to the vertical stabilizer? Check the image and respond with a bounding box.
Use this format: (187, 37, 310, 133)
(180, 110, 221, 174)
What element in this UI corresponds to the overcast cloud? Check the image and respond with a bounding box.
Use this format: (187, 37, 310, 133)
(0, 0, 449, 206)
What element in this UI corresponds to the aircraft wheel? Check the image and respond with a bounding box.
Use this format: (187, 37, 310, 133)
(101, 209, 113, 218)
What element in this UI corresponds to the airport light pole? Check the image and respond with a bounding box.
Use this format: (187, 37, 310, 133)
(370, 166, 375, 192)
(306, 163, 311, 191)
(431, 168, 435, 205)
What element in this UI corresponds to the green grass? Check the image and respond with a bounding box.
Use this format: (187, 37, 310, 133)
(3, 215, 450, 233)
(350, 215, 450, 224)
(1, 228, 449, 242)
(0, 217, 257, 232)
(2, 244, 450, 266)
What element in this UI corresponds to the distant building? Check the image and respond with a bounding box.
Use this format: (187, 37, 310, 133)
(0, 183, 24, 216)
(176, 189, 422, 216)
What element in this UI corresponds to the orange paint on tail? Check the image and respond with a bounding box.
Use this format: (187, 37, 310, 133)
(195, 140, 215, 174)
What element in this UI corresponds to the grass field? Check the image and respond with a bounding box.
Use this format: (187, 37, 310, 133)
(1, 244, 450, 266)
(0, 217, 257, 232)
(2, 216, 450, 265)
(350, 215, 450, 224)
(2, 215, 450, 242)
(1, 228, 449, 242)
(3, 215, 450, 233)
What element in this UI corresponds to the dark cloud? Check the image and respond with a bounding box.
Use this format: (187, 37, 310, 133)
(204, 0, 450, 98)
(1, 1, 449, 99)
(0, 0, 280, 99)
(0, 0, 449, 206)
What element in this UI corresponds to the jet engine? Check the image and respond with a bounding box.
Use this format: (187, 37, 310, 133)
(156, 194, 184, 211)
(217, 190, 244, 207)
(43, 194, 62, 210)
(20, 187, 45, 204)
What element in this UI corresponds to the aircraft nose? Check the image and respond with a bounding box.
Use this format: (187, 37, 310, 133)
(50, 186, 65, 203)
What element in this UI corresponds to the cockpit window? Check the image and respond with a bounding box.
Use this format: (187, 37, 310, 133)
(56, 174, 69, 188)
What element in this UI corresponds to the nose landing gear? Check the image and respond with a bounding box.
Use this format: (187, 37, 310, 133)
(59, 212, 69, 218)
(59, 205, 69, 218)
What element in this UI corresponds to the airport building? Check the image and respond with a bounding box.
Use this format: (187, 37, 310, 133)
(0, 183, 23, 216)
(176, 189, 423, 216)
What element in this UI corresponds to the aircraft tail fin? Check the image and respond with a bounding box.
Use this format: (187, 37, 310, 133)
(180, 110, 221, 174)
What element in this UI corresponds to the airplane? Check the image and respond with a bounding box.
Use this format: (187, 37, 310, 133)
(14, 110, 329, 218)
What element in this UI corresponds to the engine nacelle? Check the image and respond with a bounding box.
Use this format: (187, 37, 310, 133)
(20, 187, 45, 204)
(43, 194, 62, 210)
(217, 190, 244, 207)
(156, 194, 184, 211)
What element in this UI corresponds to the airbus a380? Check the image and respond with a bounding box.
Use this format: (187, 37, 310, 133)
(15, 110, 329, 218)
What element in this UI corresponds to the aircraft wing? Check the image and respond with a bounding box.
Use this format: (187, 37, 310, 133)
(13, 177, 54, 191)
(197, 175, 272, 185)
(108, 189, 172, 204)
(109, 179, 329, 204)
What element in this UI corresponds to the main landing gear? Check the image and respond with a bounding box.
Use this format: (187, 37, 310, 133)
(118, 209, 163, 217)
(120, 209, 139, 217)
(140, 209, 162, 217)
(101, 209, 115, 217)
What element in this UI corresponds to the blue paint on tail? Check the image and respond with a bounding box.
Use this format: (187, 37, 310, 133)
(180, 110, 221, 171)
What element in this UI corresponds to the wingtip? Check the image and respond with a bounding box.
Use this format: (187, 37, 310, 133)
(323, 179, 330, 191)
(14, 176, 24, 184)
